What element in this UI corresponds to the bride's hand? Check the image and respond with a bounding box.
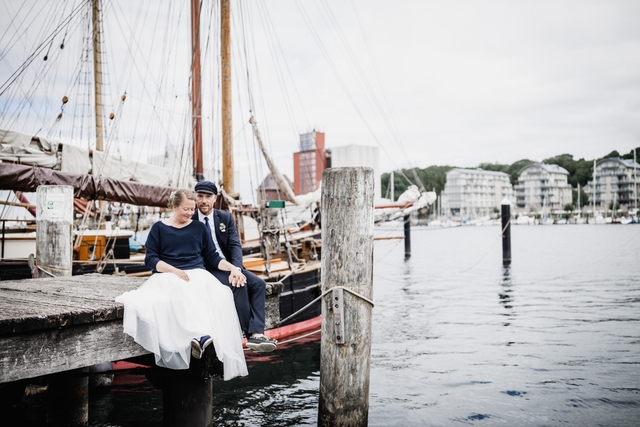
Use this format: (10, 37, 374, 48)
(173, 269, 190, 282)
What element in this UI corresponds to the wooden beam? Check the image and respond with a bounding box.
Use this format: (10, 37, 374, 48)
(0, 320, 149, 384)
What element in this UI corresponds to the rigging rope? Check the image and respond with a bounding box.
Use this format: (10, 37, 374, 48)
(275, 285, 374, 328)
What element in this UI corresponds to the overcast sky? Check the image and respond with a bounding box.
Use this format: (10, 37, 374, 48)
(2, 0, 640, 202)
(255, 0, 640, 170)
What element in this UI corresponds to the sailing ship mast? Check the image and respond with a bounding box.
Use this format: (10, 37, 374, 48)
(189, 0, 232, 190)
(191, 0, 204, 181)
(221, 0, 234, 195)
(92, 0, 104, 152)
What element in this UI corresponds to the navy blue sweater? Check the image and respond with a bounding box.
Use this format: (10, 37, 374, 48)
(144, 220, 224, 273)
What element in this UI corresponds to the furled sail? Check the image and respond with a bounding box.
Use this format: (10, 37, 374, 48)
(0, 163, 177, 208)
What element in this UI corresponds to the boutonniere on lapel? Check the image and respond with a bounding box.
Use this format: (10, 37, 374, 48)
(219, 223, 226, 233)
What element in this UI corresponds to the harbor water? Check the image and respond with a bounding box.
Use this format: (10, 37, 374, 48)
(16, 224, 640, 426)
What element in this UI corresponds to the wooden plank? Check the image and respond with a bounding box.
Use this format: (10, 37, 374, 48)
(0, 275, 146, 335)
(0, 293, 121, 335)
(0, 320, 149, 384)
(243, 258, 283, 269)
(246, 260, 291, 274)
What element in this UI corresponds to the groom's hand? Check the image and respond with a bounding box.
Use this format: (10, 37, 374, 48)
(229, 267, 246, 287)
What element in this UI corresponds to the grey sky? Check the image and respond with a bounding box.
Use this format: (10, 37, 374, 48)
(2, 0, 640, 203)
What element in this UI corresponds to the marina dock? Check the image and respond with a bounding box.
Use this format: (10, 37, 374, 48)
(0, 274, 148, 384)
(0, 273, 284, 425)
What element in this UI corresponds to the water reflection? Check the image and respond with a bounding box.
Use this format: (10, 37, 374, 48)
(499, 264, 514, 327)
(212, 335, 320, 426)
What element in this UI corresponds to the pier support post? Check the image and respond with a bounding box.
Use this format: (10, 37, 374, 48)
(36, 185, 74, 277)
(403, 214, 411, 259)
(47, 368, 89, 426)
(501, 198, 511, 264)
(318, 167, 374, 427)
(163, 376, 213, 427)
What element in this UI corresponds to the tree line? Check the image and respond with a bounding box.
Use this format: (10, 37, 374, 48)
(381, 147, 640, 208)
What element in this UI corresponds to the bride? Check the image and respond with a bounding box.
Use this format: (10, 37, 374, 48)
(115, 189, 248, 380)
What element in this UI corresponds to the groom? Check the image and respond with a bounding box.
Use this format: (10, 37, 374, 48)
(193, 181, 277, 353)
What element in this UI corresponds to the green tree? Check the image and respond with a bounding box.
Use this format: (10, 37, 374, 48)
(621, 147, 640, 161)
(601, 150, 620, 160)
(381, 166, 453, 201)
(506, 159, 535, 186)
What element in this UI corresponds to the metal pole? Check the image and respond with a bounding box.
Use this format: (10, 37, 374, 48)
(501, 198, 511, 264)
(403, 214, 411, 259)
(318, 167, 374, 427)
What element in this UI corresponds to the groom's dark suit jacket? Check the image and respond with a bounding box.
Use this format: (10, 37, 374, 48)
(192, 210, 243, 267)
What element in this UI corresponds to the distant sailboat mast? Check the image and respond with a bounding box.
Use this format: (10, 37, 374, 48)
(577, 183, 581, 217)
(635, 149, 638, 215)
(592, 159, 596, 221)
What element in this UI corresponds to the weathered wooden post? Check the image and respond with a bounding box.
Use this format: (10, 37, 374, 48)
(37, 185, 88, 425)
(318, 167, 374, 427)
(163, 377, 213, 427)
(501, 198, 511, 264)
(36, 185, 74, 277)
(47, 368, 89, 426)
(403, 214, 411, 259)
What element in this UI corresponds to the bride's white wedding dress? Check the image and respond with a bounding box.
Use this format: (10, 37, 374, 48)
(116, 268, 248, 380)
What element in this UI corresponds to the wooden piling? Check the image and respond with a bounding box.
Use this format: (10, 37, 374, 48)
(163, 376, 213, 427)
(47, 368, 89, 426)
(403, 214, 411, 259)
(501, 198, 511, 264)
(318, 167, 374, 427)
(36, 185, 74, 277)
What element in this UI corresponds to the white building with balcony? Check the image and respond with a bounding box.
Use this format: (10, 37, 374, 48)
(441, 168, 514, 218)
(514, 163, 572, 212)
(586, 157, 640, 211)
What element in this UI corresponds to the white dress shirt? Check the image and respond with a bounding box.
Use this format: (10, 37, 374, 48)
(198, 211, 226, 260)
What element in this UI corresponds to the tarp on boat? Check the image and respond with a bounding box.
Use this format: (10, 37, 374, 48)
(0, 163, 177, 208)
(1, 129, 191, 188)
(0, 129, 58, 168)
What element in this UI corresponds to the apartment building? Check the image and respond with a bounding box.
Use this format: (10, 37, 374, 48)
(441, 168, 514, 218)
(514, 163, 572, 211)
(586, 157, 640, 210)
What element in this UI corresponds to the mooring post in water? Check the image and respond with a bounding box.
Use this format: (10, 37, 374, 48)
(403, 214, 411, 259)
(318, 167, 374, 427)
(163, 376, 213, 427)
(36, 185, 73, 277)
(501, 198, 511, 264)
(47, 368, 89, 426)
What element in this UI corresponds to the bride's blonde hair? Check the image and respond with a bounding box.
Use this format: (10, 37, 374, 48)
(168, 189, 196, 208)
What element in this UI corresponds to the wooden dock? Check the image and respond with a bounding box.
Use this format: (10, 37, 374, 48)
(0, 273, 283, 426)
(0, 274, 148, 384)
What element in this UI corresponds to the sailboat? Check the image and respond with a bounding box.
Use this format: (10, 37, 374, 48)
(0, 0, 323, 339)
(1, 1, 435, 339)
